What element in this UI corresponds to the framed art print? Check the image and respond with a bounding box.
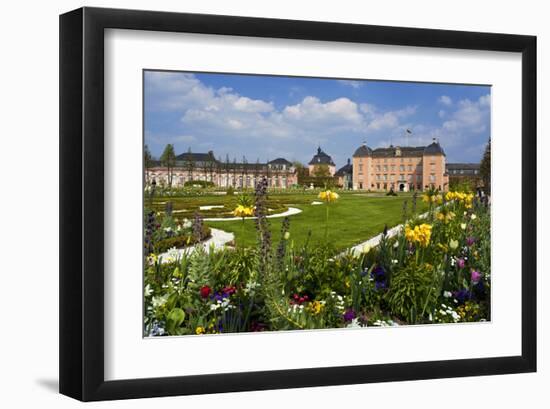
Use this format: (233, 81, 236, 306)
(59, 7, 537, 401)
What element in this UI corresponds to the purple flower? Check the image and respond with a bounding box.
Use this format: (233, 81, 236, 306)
(343, 309, 356, 322)
(375, 280, 387, 290)
(457, 258, 466, 269)
(453, 289, 470, 304)
(466, 237, 476, 246)
(471, 270, 482, 284)
(371, 265, 388, 290)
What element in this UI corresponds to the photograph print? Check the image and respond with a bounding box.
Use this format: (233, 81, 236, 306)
(143, 70, 491, 337)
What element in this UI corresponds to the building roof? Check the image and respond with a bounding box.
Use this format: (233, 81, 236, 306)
(308, 146, 335, 166)
(335, 159, 353, 176)
(446, 163, 480, 170)
(371, 146, 425, 158)
(151, 150, 294, 171)
(175, 151, 218, 162)
(352, 144, 373, 157)
(268, 158, 292, 165)
(423, 140, 446, 156)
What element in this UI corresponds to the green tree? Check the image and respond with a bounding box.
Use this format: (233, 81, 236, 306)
(313, 164, 330, 177)
(184, 147, 195, 181)
(160, 144, 176, 188)
(480, 138, 491, 194)
(144, 144, 153, 184)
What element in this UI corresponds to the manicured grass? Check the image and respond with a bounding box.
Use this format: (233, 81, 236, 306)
(148, 192, 289, 219)
(205, 192, 428, 251)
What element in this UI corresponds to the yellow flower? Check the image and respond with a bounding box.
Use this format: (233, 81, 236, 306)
(362, 244, 372, 254)
(436, 210, 455, 223)
(404, 223, 432, 247)
(147, 253, 158, 265)
(318, 190, 339, 202)
(233, 204, 255, 218)
(308, 301, 324, 315)
(449, 239, 459, 250)
(195, 326, 206, 335)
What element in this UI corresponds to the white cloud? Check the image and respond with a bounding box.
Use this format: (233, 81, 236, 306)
(337, 80, 363, 89)
(438, 95, 453, 106)
(145, 72, 489, 164)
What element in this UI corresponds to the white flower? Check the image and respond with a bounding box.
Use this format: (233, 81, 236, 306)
(393, 241, 399, 248)
(362, 244, 371, 254)
(346, 318, 361, 328)
(460, 223, 467, 230)
(284, 232, 290, 240)
(144, 284, 152, 297)
(443, 291, 452, 298)
(392, 259, 398, 264)
(471, 214, 477, 220)
(152, 294, 168, 308)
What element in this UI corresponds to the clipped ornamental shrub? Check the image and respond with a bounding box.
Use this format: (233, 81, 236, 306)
(183, 180, 215, 188)
(154, 225, 211, 253)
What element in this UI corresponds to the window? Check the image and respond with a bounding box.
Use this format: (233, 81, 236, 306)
(390, 174, 395, 181)
(376, 165, 380, 172)
(407, 165, 412, 171)
(431, 164, 435, 171)
(383, 165, 388, 172)
(399, 165, 405, 171)
(383, 174, 388, 181)
(391, 165, 396, 171)
(359, 164, 363, 174)
(399, 174, 404, 181)
(430, 174, 436, 182)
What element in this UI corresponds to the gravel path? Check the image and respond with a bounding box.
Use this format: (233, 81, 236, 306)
(346, 209, 433, 256)
(158, 228, 234, 262)
(203, 206, 302, 222)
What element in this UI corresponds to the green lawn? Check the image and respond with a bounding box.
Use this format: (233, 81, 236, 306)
(201, 192, 428, 251)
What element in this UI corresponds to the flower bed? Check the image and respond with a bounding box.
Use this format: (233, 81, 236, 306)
(144, 183, 490, 336)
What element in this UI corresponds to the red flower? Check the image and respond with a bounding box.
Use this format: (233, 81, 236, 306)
(222, 285, 236, 296)
(199, 285, 211, 299)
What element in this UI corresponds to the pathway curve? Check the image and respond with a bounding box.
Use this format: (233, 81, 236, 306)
(345, 209, 433, 256)
(203, 206, 302, 222)
(158, 228, 234, 262)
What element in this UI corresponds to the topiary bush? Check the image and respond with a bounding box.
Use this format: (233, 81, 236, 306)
(154, 225, 211, 253)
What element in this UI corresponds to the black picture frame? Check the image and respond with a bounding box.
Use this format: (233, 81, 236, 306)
(59, 7, 537, 401)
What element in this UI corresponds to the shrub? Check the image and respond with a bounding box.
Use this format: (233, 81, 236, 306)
(154, 225, 211, 253)
(184, 180, 214, 188)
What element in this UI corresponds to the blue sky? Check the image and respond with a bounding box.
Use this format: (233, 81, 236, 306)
(144, 70, 491, 169)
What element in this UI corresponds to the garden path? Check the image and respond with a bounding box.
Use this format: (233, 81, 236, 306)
(158, 228, 234, 262)
(346, 209, 432, 256)
(203, 206, 302, 222)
